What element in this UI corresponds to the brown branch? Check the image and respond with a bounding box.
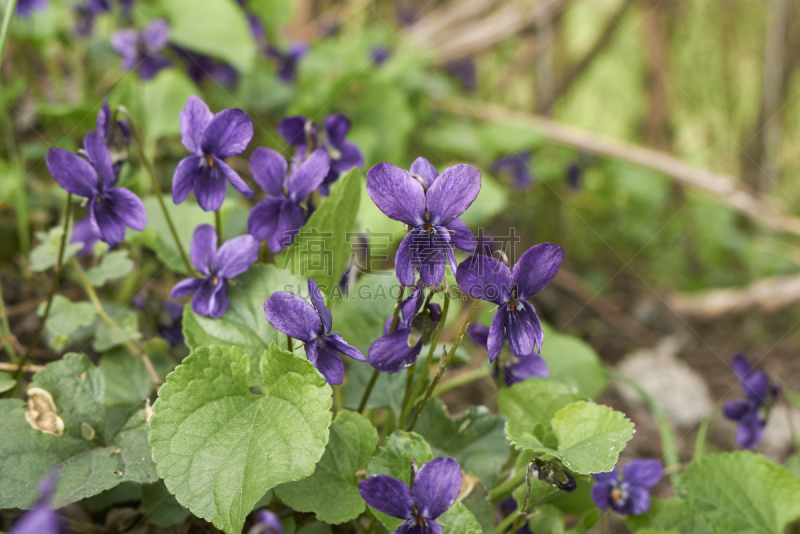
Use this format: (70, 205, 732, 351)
(0, 362, 43, 373)
(669, 275, 800, 319)
(437, 99, 800, 237)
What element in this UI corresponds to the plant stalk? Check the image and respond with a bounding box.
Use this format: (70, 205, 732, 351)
(117, 107, 194, 275)
(0, 276, 17, 360)
(71, 259, 160, 383)
(509, 462, 535, 533)
(401, 289, 450, 428)
(407, 299, 479, 432)
(215, 210, 223, 243)
(358, 286, 406, 413)
(0, 0, 18, 69)
(433, 367, 490, 397)
(287, 335, 293, 352)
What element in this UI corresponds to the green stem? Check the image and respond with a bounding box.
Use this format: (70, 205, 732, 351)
(71, 259, 160, 384)
(605, 366, 680, 487)
(489, 467, 527, 504)
(693, 416, 710, 460)
(401, 290, 450, 428)
(287, 335, 293, 352)
(493, 510, 518, 534)
(407, 299, 479, 432)
(0, 276, 17, 359)
(118, 107, 194, 275)
(358, 286, 407, 413)
(509, 462, 534, 533)
(433, 367, 490, 397)
(15, 193, 72, 383)
(215, 210, 223, 243)
(0, 0, 18, 69)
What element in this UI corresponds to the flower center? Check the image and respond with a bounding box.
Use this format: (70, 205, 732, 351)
(424, 223, 433, 233)
(206, 155, 215, 167)
(212, 276, 219, 286)
(417, 517, 425, 526)
(509, 299, 516, 311)
(611, 485, 628, 504)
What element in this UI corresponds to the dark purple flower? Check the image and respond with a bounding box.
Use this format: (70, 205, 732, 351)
(96, 98, 131, 174)
(455, 243, 564, 361)
(371, 45, 391, 65)
(172, 95, 254, 212)
(111, 20, 171, 80)
(251, 509, 285, 534)
(74, 0, 108, 36)
(566, 161, 581, 189)
(368, 285, 442, 373)
(267, 41, 308, 83)
(70, 216, 101, 257)
(247, 146, 329, 253)
(11, 472, 64, 534)
(169, 225, 258, 318)
(723, 354, 780, 449)
(359, 456, 462, 534)
(46, 132, 147, 246)
(445, 58, 476, 92)
(591, 460, 663, 515)
(264, 278, 366, 385)
(173, 46, 239, 87)
(367, 158, 481, 287)
(500, 497, 531, 534)
(15, 0, 47, 17)
(277, 114, 364, 193)
(467, 323, 548, 385)
(158, 300, 185, 346)
(492, 151, 534, 190)
(247, 13, 267, 50)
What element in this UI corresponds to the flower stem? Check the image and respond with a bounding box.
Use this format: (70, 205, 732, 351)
(493, 509, 518, 534)
(509, 462, 535, 533)
(401, 289, 450, 428)
(117, 107, 194, 275)
(15, 193, 72, 383)
(407, 299, 479, 432)
(358, 286, 406, 413)
(70, 259, 160, 384)
(0, 0, 18, 70)
(286, 335, 293, 352)
(0, 276, 17, 359)
(215, 210, 223, 243)
(488, 467, 527, 504)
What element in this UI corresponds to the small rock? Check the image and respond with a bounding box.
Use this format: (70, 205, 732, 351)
(615, 336, 714, 428)
(760, 404, 800, 461)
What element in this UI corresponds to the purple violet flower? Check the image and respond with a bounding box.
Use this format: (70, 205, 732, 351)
(267, 41, 308, 82)
(566, 161, 581, 189)
(359, 456, 462, 534)
(445, 58, 476, 92)
(250, 509, 285, 534)
(10, 472, 64, 534)
(169, 225, 259, 318)
(591, 460, 663, 515)
(111, 20, 171, 80)
(264, 278, 366, 384)
(368, 285, 442, 373)
(15, 0, 47, 17)
(278, 114, 364, 194)
(96, 98, 131, 174)
(247, 13, 267, 50)
(46, 131, 147, 246)
(74, 0, 109, 36)
(367, 158, 481, 287)
(723, 354, 780, 449)
(158, 300, 185, 346)
(467, 323, 548, 385)
(455, 243, 564, 360)
(172, 95, 254, 211)
(173, 46, 239, 87)
(247, 146, 330, 253)
(371, 45, 391, 65)
(70, 217, 101, 257)
(492, 151, 534, 190)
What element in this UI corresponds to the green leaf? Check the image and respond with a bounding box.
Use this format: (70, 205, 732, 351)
(141, 70, 199, 144)
(142, 481, 191, 528)
(248, 0, 295, 29)
(84, 250, 134, 287)
(277, 168, 362, 296)
(36, 295, 96, 349)
(164, 0, 257, 73)
(99, 348, 156, 408)
(149, 344, 333, 534)
(438, 502, 483, 534)
(461, 483, 494, 534)
(527, 504, 565, 534)
(540, 324, 608, 398)
(29, 227, 81, 272)
(92, 308, 141, 352)
(182, 264, 306, 384)
(413, 399, 509, 487)
(0, 371, 15, 393)
(626, 498, 711, 534)
(506, 401, 634, 475)
(0, 356, 157, 508)
(498, 379, 586, 439)
(276, 410, 378, 524)
(296, 521, 333, 534)
(683, 451, 800, 534)
(366, 430, 434, 531)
